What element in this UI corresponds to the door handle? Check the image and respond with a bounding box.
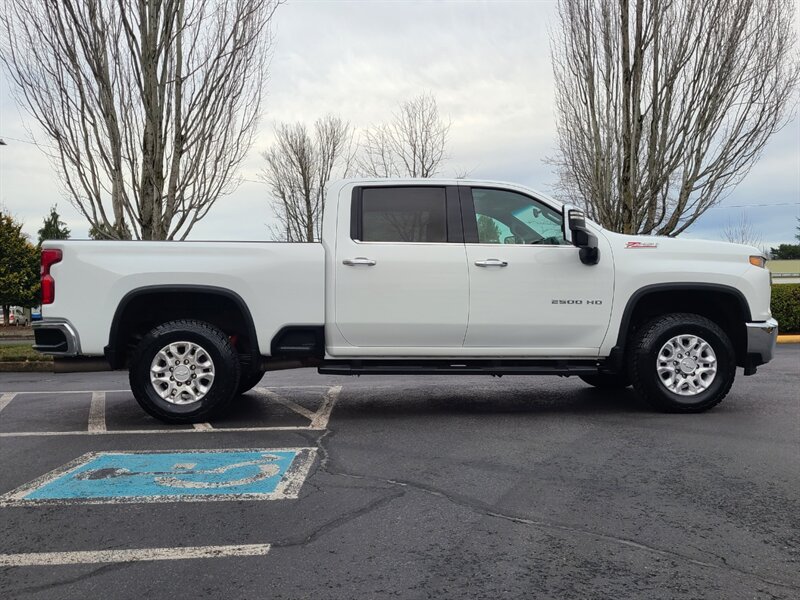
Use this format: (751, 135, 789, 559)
(474, 259, 508, 267)
(342, 257, 377, 266)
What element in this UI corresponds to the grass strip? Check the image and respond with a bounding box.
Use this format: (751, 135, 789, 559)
(0, 344, 51, 362)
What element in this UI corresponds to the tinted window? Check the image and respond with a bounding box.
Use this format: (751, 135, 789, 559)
(361, 187, 447, 243)
(472, 188, 567, 245)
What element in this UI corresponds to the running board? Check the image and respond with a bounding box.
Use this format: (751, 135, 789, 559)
(318, 359, 600, 376)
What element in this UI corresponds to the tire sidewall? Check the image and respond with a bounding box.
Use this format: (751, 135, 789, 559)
(632, 317, 735, 411)
(130, 322, 239, 422)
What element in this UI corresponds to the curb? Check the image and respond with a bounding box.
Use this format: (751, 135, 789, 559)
(0, 362, 53, 373)
(777, 335, 800, 344)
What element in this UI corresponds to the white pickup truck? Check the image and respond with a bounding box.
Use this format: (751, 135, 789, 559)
(34, 178, 778, 422)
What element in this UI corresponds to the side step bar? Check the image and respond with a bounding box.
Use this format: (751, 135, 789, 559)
(318, 360, 600, 376)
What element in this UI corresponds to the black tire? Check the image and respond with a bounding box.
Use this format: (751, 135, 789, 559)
(579, 372, 631, 389)
(237, 369, 265, 395)
(129, 319, 241, 424)
(628, 313, 735, 413)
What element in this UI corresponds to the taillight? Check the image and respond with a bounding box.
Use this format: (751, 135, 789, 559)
(41, 248, 62, 305)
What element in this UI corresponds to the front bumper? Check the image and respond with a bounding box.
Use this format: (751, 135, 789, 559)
(32, 319, 82, 356)
(743, 318, 778, 374)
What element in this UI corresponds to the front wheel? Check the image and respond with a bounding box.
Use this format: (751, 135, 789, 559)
(628, 313, 735, 413)
(129, 319, 241, 423)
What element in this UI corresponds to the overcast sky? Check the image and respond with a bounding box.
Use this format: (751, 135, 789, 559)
(0, 0, 798, 246)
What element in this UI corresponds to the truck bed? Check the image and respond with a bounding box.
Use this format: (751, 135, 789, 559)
(42, 240, 325, 356)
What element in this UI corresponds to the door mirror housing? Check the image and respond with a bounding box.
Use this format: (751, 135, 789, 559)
(561, 204, 599, 266)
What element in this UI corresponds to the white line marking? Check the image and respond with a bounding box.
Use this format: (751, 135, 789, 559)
(0, 385, 340, 437)
(0, 425, 313, 438)
(6, 390, 132, 395)
(3, 386, 330, 395)
(0, 448, 317, 506)
(0, 392, 17, 414)
(257, 388, 316, 420)
(88, 391, 106, 432)
(310, 385, 341, 430)
(0, 544, 271, 567)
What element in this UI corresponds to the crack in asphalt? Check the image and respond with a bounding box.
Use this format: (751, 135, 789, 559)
(312, 423, 800, 594)
(2, 563, 127, 597)
(272, 488, 404, 549)
(484, 512, 799, 592)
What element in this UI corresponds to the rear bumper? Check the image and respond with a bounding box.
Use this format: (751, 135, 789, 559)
(744, 318, 778, 374)
(32, 319, 81, 356)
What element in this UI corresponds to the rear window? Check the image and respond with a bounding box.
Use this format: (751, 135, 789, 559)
(361, 187, 447, 243)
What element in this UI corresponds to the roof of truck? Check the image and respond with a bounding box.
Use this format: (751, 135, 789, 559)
(327, 178, 562, 207)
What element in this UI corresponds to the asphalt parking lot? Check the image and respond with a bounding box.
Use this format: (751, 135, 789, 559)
(0, 346, 798, 600)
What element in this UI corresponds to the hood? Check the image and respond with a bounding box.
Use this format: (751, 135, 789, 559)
(599, 229, 762, 258)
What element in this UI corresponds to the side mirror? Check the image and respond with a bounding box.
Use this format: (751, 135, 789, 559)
(561, 204, 599, 266)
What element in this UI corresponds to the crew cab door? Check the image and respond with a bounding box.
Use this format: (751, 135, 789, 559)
(460, 186, 614, 355)
(333, 185, 468, 348)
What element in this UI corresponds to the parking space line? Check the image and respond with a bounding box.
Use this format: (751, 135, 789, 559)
(88, 392, 106, 432)
(3, 386, 331, 395)
(0, 544, 272, 567)
(6, 390, 132, 395)
(0, 425, 313, 438)
(257, 388, 316, 420)
(310, 385, 341, 430)
(0, 393, 16, 414)
(0, 385, 341, 437)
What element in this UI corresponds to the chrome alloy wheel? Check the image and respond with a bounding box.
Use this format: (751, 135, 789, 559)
(149, 341, 215, 405)
(656, 334, 718, 397)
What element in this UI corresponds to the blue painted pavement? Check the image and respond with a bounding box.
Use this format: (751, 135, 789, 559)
(23, 449, 302, 501)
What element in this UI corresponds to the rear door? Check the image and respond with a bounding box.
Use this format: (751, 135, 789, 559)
(333, 185, 468, 348)
(461, 186, 614, 354)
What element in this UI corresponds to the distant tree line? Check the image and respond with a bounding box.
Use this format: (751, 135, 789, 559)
(770, 220, 800, 260)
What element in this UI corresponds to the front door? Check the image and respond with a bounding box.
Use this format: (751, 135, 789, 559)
(461, 186, 614, 355)
(334, 185, 469, 349)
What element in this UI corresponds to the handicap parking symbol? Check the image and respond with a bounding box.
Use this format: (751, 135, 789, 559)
(0, 448, 316, 505)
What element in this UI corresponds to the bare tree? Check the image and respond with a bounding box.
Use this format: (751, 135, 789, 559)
(358, 93, 451, 178)
(721, 210, 762, 248)
(0, 0, 280, 240)
(261, 115, 353, 242)
(550, 0, 798, 236)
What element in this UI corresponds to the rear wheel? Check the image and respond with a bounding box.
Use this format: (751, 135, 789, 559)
(629, 313, 735, 413)
(129, 319, 240, 423)
(579, 372, 631, 389)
